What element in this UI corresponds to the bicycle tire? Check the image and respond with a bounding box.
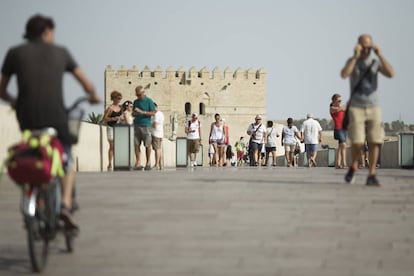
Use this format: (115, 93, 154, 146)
(26, 216, 48, 272)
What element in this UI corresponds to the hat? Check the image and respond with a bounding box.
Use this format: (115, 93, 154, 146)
(255, 114, 262, 120)
(307, 113, 313, 118)
(192, 113, 198, 118)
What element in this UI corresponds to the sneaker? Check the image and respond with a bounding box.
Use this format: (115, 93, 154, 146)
(193, 161, 197, 167)
(60, 206, 79, 234)
(345, 168, 355, 184)
(366, 175, 381, 187)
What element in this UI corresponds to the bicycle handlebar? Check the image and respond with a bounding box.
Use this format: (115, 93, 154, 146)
(67, 97, 90, 114)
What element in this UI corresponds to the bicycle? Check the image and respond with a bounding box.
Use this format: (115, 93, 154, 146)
(6, 97, 88, 272)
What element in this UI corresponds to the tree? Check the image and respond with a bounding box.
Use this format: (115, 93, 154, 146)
(391, 120, 406, 132)
(318, 118, 332, 130)
(384, 122, 391, 132)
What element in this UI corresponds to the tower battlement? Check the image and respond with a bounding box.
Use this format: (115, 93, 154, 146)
(105, 65, 266, 80)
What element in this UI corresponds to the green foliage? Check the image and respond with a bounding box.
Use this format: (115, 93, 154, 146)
(87, 112, 103, 125)
(390, 120, 406, 132)
(293, 118, 334, 130)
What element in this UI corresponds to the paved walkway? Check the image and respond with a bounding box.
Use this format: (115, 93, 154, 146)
(1, 167, 414, 276)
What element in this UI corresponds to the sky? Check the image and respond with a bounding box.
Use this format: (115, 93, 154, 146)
(1, 0, 413, 124)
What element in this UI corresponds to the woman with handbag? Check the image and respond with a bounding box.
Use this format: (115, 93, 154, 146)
(330, 93, 348, 169)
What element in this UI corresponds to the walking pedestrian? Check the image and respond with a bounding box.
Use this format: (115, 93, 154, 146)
(281, 118, 301, 167)
(341, 34, 394, 186)
(264, 120, 279, 167)
(234, 136, 246, 166)
(330, 93, 348, 169)
(246, 115, 267, 166)
(185, 113, 201, 167)
(301, 113, 322, 168)
(209, 113, 225, 166)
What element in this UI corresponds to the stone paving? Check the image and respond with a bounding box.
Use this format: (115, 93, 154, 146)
(0, 166, 414, 276)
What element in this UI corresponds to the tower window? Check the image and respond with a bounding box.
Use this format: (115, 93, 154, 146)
(199, 103, 205, 115)
(185, 102, 191, 115)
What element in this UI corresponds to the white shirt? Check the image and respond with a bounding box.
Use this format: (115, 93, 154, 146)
(247, 123, 266, 144)
(152, 110, 164, 138)
(187, 119, 201, 140)
(266, 127, 279, 147)
(301, 118, 322, 144)
(282, 125, 299, 144)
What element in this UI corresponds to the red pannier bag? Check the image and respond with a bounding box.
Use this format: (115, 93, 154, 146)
(6, 129, 65, 185)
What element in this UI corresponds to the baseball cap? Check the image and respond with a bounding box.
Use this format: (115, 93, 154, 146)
(192, 113, 198, 118)
(255, 114, 262, 120)
(307, 113, 313, 118)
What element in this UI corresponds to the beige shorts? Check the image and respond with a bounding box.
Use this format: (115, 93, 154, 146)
(106, 126, 113, 141)
(284, 143, 296, 152)
(152, 136, 163, 150)
(188, 139, 200, 154)
(348, 106, 384, 145)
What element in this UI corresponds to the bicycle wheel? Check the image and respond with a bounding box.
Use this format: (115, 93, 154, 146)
(26, 216, 48, 272)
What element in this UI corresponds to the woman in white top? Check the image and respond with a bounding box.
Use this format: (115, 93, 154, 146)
(209, 113, 226, 166)
(264, 120, 280, 166)
(281, 117, 301, 167)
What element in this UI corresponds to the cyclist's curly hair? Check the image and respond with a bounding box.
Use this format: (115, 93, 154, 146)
(23, 14, 55, 41)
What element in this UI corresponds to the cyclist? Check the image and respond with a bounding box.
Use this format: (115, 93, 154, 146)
(0, 14, 101, 231)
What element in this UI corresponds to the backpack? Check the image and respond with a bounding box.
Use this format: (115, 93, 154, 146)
(6, 129, 65, 185)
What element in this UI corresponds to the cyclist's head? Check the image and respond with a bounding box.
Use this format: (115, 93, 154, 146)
(24, 14, 55, 41)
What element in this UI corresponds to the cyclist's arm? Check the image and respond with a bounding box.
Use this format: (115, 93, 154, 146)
(72, 68, 100, 103)
(0, 74, 16, 108)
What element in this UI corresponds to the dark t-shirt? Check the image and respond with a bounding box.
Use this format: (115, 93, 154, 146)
(1, 40, 78, 144)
